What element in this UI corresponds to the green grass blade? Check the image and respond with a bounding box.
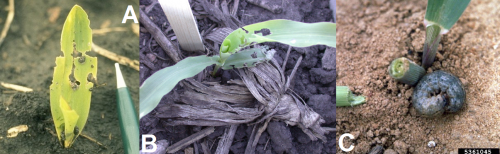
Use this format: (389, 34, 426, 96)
(245, 19, 336, 47)
(425, 0, 470, 31)
(139, 55, 219, 119)
(219, 19, 335, 62)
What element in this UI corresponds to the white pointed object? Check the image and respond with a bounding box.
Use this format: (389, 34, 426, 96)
(115, 63, 126, 89)
(159, 0, 204, 52)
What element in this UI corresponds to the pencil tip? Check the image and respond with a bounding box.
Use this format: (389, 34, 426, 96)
(115, 63, 126, 88)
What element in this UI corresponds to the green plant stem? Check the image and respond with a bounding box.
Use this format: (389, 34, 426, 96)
(212, 64, 222, 76)
(388, 57, 426, 86)
(422, 24, 442, 69)
(336, 86, 366, 107)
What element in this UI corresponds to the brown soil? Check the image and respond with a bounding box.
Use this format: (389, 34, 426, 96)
(336, 0, 500, 153)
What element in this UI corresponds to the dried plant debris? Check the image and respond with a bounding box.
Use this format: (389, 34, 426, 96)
(205, 27, 234, 46)
(155, 78, 263, 126)
(238, 58, 331, 141)
(7, 125, 28, 138)
(192, 0, 242, 29)
(156, 57, 330, 136)
(222, 46, 276, 70)
(246, 0, 283, 14)
(154, 57, 332, 153)
(0, 82, 33, 92)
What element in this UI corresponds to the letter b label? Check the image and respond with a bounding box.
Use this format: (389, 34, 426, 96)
(142, 134, 157, 152)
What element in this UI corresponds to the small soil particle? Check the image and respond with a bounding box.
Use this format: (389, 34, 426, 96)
(393, 140, 408, 154)
(367, 130, 374, 138)
(383, 149, 397, 154)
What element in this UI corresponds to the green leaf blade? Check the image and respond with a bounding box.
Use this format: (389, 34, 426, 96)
(220, 19, 336, 55)
(51, 5, 95, 148)
(425, 0, 470, 30)
(245, 20, 335, 47)
(222, 46, 276, 70)
(214, 19, 335, 75)
(71, 55, 97, 136)
(139, 55, 219, 119)
(61, 5, 92, 54)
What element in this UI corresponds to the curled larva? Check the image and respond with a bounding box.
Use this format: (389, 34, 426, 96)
(412, 70, 466, 117)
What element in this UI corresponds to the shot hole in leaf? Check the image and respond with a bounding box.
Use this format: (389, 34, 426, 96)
(255, 28, 271, 36)
(251, 52, 257, 58)
(69, 74, 76, 83)
(87, 73, 95, 84)
(78, 56, 85, 63)
(71, 81, 80, 90)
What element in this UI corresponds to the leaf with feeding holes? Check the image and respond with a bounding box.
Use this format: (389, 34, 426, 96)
(139, 47, 275, 119)
(219, 19, 335, 63)
(50, 5, 96, 148)
(140, 20, 336, 119)
(222, 46, 276, 70)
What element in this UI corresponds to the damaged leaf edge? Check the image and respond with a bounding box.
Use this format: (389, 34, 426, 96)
(50, 5, 95, 148)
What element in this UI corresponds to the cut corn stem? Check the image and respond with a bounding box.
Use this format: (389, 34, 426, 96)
(422, 24, 442, 69)
(336, 86, 366, 107)
(388, 57, 426, 86)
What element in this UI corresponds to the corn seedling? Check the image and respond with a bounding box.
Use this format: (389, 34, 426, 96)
(140, 19, 335, 119)
(388, 57, 426, 86)
(422, 0, 470, 68)
(50, 5, 96, 148)
(336, 86, 366, 107)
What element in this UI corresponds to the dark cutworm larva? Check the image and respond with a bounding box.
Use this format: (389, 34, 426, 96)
(412, 70, 465, 117)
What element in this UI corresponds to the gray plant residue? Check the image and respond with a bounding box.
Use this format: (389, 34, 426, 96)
(412, 70, 466, 117)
